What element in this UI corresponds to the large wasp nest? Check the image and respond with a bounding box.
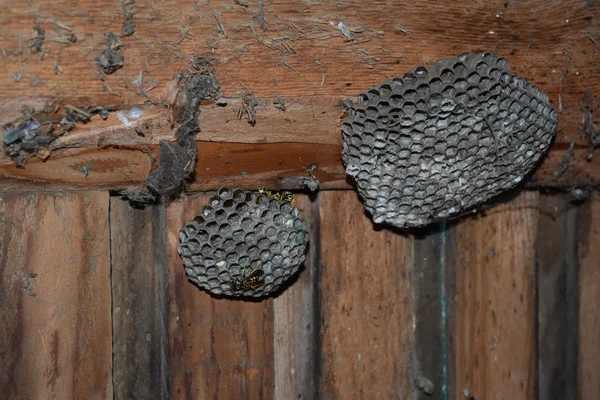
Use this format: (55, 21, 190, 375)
(178, 188, 309, 298)
(341, 52, 557, 228)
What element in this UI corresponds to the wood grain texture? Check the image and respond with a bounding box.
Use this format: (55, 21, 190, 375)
(0, 192, 112, 399)
(411, 226, 451, 399)
(318, 191, 413, 399)
(1, 0, 599, 190)
(166, 193, 274, 400)
(578, 193, 600, 400)
(453, 191, 539, 400)
(536, 194, 579, 400)
(273, 194, 320, 400)
(110, 198, 170, 399)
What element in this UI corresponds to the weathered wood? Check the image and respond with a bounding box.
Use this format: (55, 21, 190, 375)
(0, 192, 112, 399)
(537, 194, 579, 400)
(453, 191, 539, 400)
(165, 193, 274, 400)
(273, 194, 320, 400)
(1, 0, 599, 190)
(411, 225, 455, 399)
(110, 198, 170, 399)
(318, 191, 413, 399)
(578, 193, 600, 400)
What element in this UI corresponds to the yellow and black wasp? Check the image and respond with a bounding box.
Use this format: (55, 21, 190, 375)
(256, 187, 295, 206)
(226, 263, 265, 291)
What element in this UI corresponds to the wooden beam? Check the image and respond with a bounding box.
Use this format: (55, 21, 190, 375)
(453, 192, 539, 399)
(318, 191, 413, 398)
(1, 0, 599, 191)
(0, 192, 112, 398)
(110, 198, 170, 399)
(577, 193, 600, 400)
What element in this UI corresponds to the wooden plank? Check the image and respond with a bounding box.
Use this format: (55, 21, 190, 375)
(453, 191, 539, 400)
(536, 194, 579, 400)
(1, 0, 599, 190)
(0, 192, 112, 399)
(110, 198, 170, 399)
(318, 191, 413, 399)
(166, 193, 274, 400)
(411, 224, 455, 399)
(578, 193, 600, 400)
(273, 194, 320, 400)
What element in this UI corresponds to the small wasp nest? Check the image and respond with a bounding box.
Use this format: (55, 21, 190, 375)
(178, 188, 309, 298)
(342, 52, 557, 228)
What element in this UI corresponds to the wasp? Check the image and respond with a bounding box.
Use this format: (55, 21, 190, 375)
(256, 187, 295, 206)
(226, 263, 265, 291)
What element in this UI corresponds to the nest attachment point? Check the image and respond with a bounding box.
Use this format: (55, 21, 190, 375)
(178, 188, 309, 298)
(342, 51, 558, 229)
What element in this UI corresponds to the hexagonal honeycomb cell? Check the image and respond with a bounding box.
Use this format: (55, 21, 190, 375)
(342, 52, 557, 228)
(178, 188, 309, 298)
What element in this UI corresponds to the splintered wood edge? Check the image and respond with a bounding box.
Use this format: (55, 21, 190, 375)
(0, 100, 598, 192)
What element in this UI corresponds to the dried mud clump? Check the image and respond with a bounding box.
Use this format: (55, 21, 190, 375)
(342, 52, 557, 229)
(178, 188, 309, 298)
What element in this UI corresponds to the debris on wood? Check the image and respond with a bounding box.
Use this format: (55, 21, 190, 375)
(253, 2, 268, 30)
(97, 33, 124, 74)
(61, 104, 91, 131)
(274, 92, 286, 112)
(552, 138, 576, 180)
(3, 117, 54, 168)
(2, 104, 122, 168)
(132, 69, 158, 97)
(77, 163, 92, 177)
(237, 90, 259, 126)
(21, 275, 37, 298)
(29, 24, 45, 53)
(582, 90, 600, 160)
(117, 107, 143, 127)
(119, 185, 157, 204)
(330, 20, 351, 39)
(145, 56, 222, 198)
(121, 0, 136, 37)
(282, 163, 320, 191)
(212, 10, 227, 36)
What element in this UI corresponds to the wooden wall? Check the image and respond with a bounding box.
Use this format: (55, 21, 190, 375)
(1, 190, 599, 400)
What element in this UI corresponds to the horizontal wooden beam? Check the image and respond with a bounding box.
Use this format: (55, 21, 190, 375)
(0, 0, 598, 191)
(0, 98, 598, 191)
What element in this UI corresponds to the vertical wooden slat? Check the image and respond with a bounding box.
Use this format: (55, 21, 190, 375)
(110, 198, 170, 399)
(166, 193, 274, 400)
(578, 193, 600, 400)
(411, 225, 456, 399)
(0, 192, 112, 399)
(537, 194, 579, 400)
(273, 195, 320, 400)
(318, 191, 413, 399)
(453, 191, 538, 400)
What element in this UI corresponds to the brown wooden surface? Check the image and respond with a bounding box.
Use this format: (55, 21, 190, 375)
(453, 191, 539, 400)
(1, 0, 599, 190)
(318, 191, 413, 399)
(166, 193, 274, 400)
(411, 226, 454, 399)
(110, 198, 170, 399)
(537, 194, 579, 400)
(273, 194, 320, 400)
(578, 193, 600, 400)
(0, 192, 112, 399)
